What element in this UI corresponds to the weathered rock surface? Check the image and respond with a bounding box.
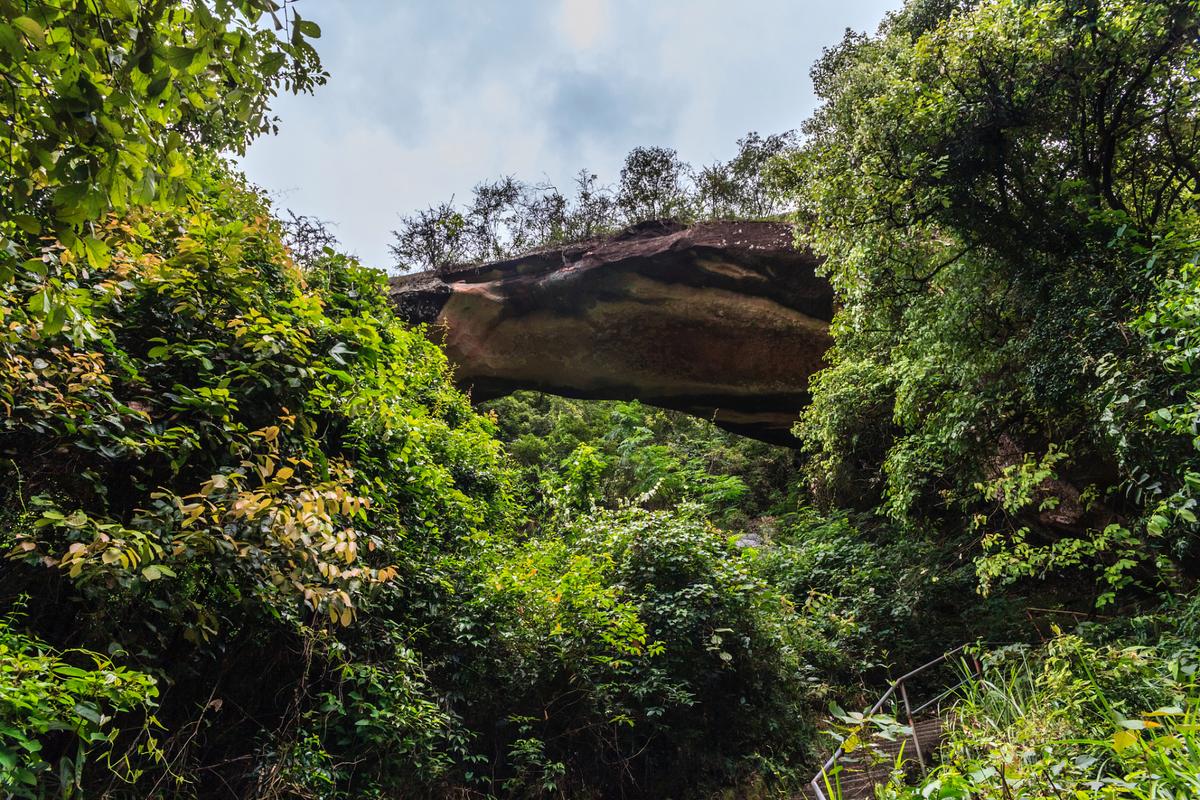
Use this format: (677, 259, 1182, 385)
(388, 220, 833, 444)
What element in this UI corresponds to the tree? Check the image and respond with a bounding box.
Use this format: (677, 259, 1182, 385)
(0, 0, 324, 238)
(514, 182, 569, 250)
(697, 131, 797, 219)
(465, 176, 524, 262)
(282, 209, 339, 269)
(389, 201, 469, 272)
(780, 0, 1200, 597)
(389, 132, 802, 271)
(617, 145, 693, 222)
(564, 170, 618, 240)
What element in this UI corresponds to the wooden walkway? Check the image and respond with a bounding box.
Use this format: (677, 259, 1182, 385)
(800, 646, 974, 800)
(801, 716, 945, 800)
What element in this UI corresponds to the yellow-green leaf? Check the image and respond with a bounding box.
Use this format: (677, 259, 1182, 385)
(1112, 728, 1139, 753)
(12, 16, 44, 45)
(1146, 707, 1184, 717)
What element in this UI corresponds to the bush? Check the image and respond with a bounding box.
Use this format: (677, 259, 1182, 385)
(0, 162, 517, 795)
(416, 503, 832, 798)
(879, 629, 1200, 800)
(757, 510, 1031, 693)
(0, 615, 158, 797)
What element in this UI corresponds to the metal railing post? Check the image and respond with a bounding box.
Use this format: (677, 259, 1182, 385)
(899, 680, 926, 772)
(808, 644, 968, 795)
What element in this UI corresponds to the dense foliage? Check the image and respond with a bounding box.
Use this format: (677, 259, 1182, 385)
(879, 601, 1200, 799)
(5, 0, 1200, 797)
(0, 611, 159, 794)
(0, 7, 836, 798)
(780, 0, 1200, 607)
(484, 392, 801, 526)
(1, 159, 515, 793)
(770, 1, 1200, 796)
(0, 0, 323, 249)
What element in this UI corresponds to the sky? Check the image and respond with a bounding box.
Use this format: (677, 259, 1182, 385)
(238, 0, 900, 270)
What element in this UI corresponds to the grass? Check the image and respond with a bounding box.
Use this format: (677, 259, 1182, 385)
(877, 633, 1200, 800)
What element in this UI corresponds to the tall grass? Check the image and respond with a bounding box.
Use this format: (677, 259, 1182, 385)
(878, 634, 1200, 799)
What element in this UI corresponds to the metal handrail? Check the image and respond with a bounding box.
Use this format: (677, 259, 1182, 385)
(910, 672, 976, 717)
(808, 644, 974, 800)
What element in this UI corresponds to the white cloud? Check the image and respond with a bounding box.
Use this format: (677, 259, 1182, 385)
(239, 0, 901, 271)
(556, 0, 612, 51)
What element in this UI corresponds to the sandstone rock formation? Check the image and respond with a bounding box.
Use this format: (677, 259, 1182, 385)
(388, 220, 833, 444)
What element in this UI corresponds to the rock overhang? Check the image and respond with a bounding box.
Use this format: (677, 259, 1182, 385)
(389, 220, 833, 445)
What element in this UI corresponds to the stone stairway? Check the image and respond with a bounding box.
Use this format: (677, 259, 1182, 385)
(802, 715, 945, 800)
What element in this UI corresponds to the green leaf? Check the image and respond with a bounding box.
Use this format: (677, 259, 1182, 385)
(146, 72, 171, 98)
(72, 703, 103, 726)
(1146, 706, 1184, 716)
(161, 46, 198, 69)
(13, 216, 40, 235)
(84, 236, 111, 269)
(295, 19, 321, 38)
(261, 50, 287, 74)
(12, 16, 45, 46)
(0, 24, 21, 56)
(53, 666, 91, 678)
(42, 305, 67, 337)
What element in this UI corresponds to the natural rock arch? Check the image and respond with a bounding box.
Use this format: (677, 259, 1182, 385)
(389, 220, 833, 445)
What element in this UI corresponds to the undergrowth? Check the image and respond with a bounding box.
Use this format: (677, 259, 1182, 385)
(880, 603, 1200, 799)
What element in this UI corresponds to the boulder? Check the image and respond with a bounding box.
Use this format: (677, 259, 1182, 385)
(388, 220, 833, 444)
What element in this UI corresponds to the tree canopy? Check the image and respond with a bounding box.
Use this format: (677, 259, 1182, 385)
(781, 0, 1200, 602)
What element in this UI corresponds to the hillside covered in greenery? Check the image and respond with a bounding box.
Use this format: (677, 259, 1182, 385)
(1, 1, 1198, 798)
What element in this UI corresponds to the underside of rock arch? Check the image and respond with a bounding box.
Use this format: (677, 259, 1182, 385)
(388, 220, 833, 445)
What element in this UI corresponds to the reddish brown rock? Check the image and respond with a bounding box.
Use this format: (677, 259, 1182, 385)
(388, 220, 833, 444)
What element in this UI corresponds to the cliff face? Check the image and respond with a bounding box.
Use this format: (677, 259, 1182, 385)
(389, 220, 833, 444)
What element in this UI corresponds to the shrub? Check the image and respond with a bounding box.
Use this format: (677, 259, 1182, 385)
(0, 615, 158, 798)
(879, 630, 1200, 800)
(433, 504, 831, 797)
(0, 162, 517, 795)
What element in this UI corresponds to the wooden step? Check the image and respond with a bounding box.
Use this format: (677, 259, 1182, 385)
(798, 715, 946, 800)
